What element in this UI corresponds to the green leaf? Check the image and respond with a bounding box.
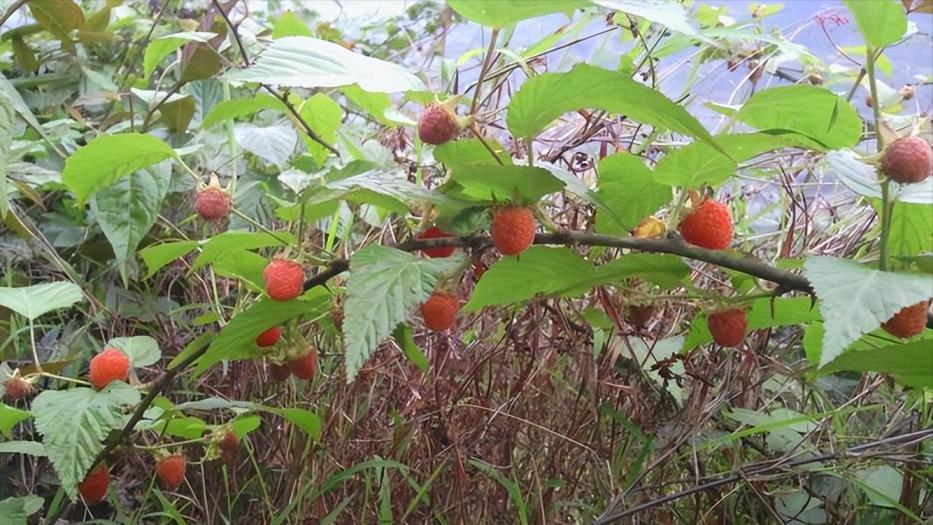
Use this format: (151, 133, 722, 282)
(881, 201, 933, 258)
(820, 339, 933, 388)
(0, 495, 44, 525)
(0, 440, 47, 456)
(0, 403, 31, 438)
(594, 0, 704, 39)
(179, 44, 223, 83)
(271, 11, 312, 38)
(142, 32, 216, 80)
(193, 290, 330, 375)
(159, 95, 196, 132)
(343, 246, 462, 382)
(804, 256, 933, 366)
(298, 93, 342, 165)
(447, 0, 587, 28)
(341, 84, 394, 125)
(654, 133, 819, 188)
(844, 0, 907, 49)
(32, 383, 141, 500)
(62, 133, 176, 205)
(468, 459, 530, 525)
(466, 247, 595, 311)
(234, 122, 298, 168)
(434, 138, 512, 167)
(593, 254, 690, 289)
(595, 152, 670, 233)
(683, 297, 821, 350)
(507, 64, 719, 153)
(393, 324, 429, 373)
(735, 86, 861, 150)
(0, 92, 14, 219)
(107, 336, 160, 367)
(201, 93, 286, 129)
(0, 282, 83, 320)
(277, 408, 321, 441)
(90, 161, 172, 286)
(447, 165, 563, 203)
(193, 231, 295, 269)
(28, 0, 84, 49)
(224, 36, 424, 93)
(138, 240, 198, 279)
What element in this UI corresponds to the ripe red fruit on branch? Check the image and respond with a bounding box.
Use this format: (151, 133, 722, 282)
(707, 308, 748, 347)
(420, 292, 459, 331)
(263, 259, 304, 301)
(195, 174, 231, 220)
(269, 362, 291, 381)
(79, 465, 110, 504)
(490, 206, 536, 256)
(418, 226, 456, 258)
(156, 454, 187, 490)
(255, 327, 282, 347)
(89, 347, 130, 389)
(418, 102, 461, 145)
(288, 348, 318, 380)
(881, 301, 929, 338)
(679, 199, 734, 250)
(881, 136, 932, 184)
(3, 376, 33, 400)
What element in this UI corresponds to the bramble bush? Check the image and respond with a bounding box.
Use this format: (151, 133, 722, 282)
(0, 0, 931, 523)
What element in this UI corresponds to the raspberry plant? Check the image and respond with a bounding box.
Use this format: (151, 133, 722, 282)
(0, 0, 931, 523)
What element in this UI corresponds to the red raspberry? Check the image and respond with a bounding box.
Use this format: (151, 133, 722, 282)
(3, 376, 34, 400)
(255, 326, 282, 348)
(418, 226, 456, 258)
(89, 347, 130, 389)
(707, 308, 747, 347)
(679, 199, 734, 250)
(490, 206, 537, 256)
(288, 348, 318, 380)
(420, 292, 459, 331)
(882, 301, 929, 338)
(195, 175, 231, 221)
(269, 362, 291, 381)
(881, 136, 932, 184)
(78, 465, 110, 504)
(263, 259, 304, 301)
(155, 454, 187, 491)
(418, 102, 460, 145)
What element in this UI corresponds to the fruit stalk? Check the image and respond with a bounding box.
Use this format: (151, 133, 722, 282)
(866, 45, 893, 271)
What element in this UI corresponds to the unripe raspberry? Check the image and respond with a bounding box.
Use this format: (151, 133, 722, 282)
(417, 226, 456, 258)
(420, 292, 459, 331)
(418, 102, 460, 145)
(490, 206, 536, 256)
(195, 174, 231, 221)
(288, 348, 318, 380)
(78, 465, 110, 504)
(881, 136, 932, 184)
(89, 347, 130, 389)
(881, 301, 929, 339)
(263, 258, 304, 301)
(3, 376, 34, 400)
(155, 454, 187, 491)
(707, 308, 748, 347)
(679, 199, 734, 250)
(255, 327, 282, 348)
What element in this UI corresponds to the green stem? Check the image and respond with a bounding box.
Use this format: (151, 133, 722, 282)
(866, 46, 893, 271)
(470, 28, 500, 116)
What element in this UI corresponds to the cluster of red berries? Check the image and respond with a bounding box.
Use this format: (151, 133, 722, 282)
(89, 347, 130, 389)
(269, 348, 318, 381)
(263, 258, 304, 301)
(78, 429, 242, 504)
(194, 174, 232, 221)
